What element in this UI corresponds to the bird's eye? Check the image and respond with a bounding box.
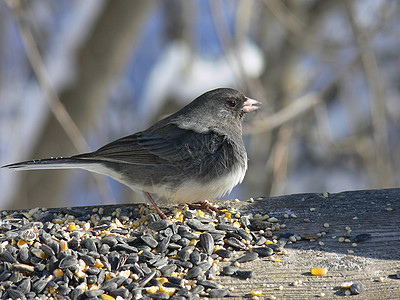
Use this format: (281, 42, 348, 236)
(227, 99, 237, 107)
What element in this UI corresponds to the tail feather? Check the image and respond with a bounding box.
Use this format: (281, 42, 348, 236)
(2, 157, 99, 171)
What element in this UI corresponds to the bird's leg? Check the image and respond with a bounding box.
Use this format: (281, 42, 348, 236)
(190, 200, 223, 215)
(143, 192, 167, 220)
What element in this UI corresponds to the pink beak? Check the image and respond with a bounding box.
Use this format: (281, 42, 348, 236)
(242, 97, 261, 113)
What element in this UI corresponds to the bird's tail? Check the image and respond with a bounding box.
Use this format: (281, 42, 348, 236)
(2, 157, 98, 171)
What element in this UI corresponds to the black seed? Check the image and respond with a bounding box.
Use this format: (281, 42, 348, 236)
(169, 259, 193, 269)
(185, 266, 204, 279)
(147, 213, 161, 223)
(10, 271, 23, 283)
(85, 288, 105, 297)
(59, 255, 78, 269)
(138, 269, 157, 287)
(178, 249, 191, 261)
(267, 243, 283, 252)
(57, 285, 71, 296)
(34, 263, 46, 272)
(41, 244, 55, 257)
(216, 224, 237, 231)
(160, 264, 177, 276)
(176, 238, 190, 248)
(68, 237, 80, 250)
(225, 237, 246, 250)
(81, 238, 97, 252)
(87, 275, 97, 284)
(209, 231, 226, 240)
(18, 278, 31, 294)
(236, 252, 258, 263)
(70, 287, 84, 300)
(198, 261, 211, 272)
(157, 236, 171, 253)
(255, 236, 267, 246)
(32, 278, 47, 293)
(186, 219, 214, 231)
(236, 228, 253, 241)
(191, 285, 204, 294)
(353, 234, 371, 243)
(140, 250, 155, 260)
(18, 247, 29, 263)
(80, 254, 96, 266)
(6, 287, 26, 300)
(222, 266, 239, 275)
(87, 267, 100, 276)
(350, 283, 364, 295)
(253, 247, 274, 257)
(190, 250, 201, 265)
(97, 269, 106, 285)
(240, 216, 251, 228)
(208, 288, 229, 298)
(148, 292, 170, 299)
(92, 224, 111, 231)
(0, 270, 12, 282)
(215, 249, 232, 259)
(0, 250, 18, 263)
(141, 235, 158, 248)
(196, 280, 221, 289)
(109, 288, 130, 299)
(179, 232, 200, 240)
(149, 219, 170, 231)
(150, 257, 168, 268)
(101, 236, 119, 247)
(235, 270, 253, 279)
(200, 232, 214, 255)
(101, 281, 118, 292)
(114, 243, 138, 253)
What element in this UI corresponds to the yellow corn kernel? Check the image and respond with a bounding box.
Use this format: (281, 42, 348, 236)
(251, 290, 263, 296)
(60, 240, 69, 251)
(160, 286, 176, 296)
(17, 239, 29, 249)
(105, 274, 112, 281)
(311, 268, 328, 276)
(189, 239, 198, 246)
(119, 270, 131, 278)
(224, 212, 232, 220)
(94, 259, 104, 268)
(100, 295, 115, 300)
(68, 224, 77, 231)
(340, 282, 353, 289)
(145, 286, 159, 294)
(156, 277, 169, 285)
(53, 269, 64, 277)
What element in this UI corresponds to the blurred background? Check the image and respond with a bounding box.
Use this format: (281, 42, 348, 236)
(0, 0, 399, 210)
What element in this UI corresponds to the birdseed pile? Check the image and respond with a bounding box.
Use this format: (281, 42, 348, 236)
(0, 199, 288, 300)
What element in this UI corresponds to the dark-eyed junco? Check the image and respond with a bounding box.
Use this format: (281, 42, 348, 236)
(3, 88, 260, 219)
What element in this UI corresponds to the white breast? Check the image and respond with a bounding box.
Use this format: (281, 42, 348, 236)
(146, 160, 248, 204)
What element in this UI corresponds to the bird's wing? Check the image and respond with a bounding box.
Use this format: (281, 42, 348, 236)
(74, 124, 226, 165)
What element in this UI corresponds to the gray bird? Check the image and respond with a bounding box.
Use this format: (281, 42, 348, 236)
(3, 88, 260, 219)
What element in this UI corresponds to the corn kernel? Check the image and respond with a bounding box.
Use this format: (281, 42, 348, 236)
(53, 269, 64, 277)
(311, 268, 328, 276)
(251, 290, 262, 296)
(160, 286, 176, 296)
(100, 295, 115, 300)
(60, 240, 69, 251)
(145, 286, 159, 294)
